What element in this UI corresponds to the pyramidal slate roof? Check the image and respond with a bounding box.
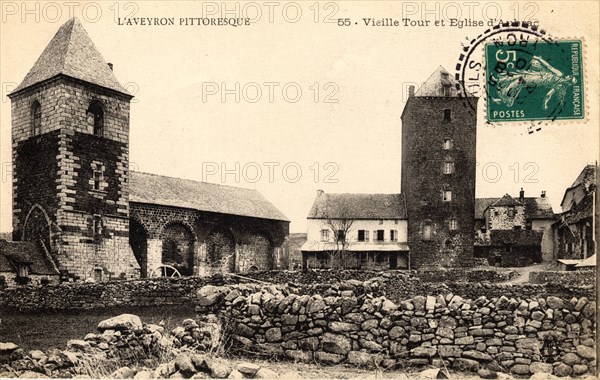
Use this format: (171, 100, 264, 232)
(307, 192, 406, 220)
(414, 66, 473, 97)
(129, 171, 289, 222)
(13, 18, 128, 95)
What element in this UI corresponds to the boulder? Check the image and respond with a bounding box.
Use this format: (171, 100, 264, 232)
(197, 285, 226, 306)
(561, 353, 580, 366)
(463, 350, 492, 362)
(235, 362, 260, 376)
(254, 368, 279, 379)
(175, 354, 197, 377)
(227, 370, 244, 379)
(576, 345, 596, 360)
(207, 360, 231, 378)
(314, 351, 345, 365)
(553, 363, 572, 377)
(530, 362, 553, 374)
(453, 358, 480, 372)
(66, 340, 90, 351)
(477, 369, 497, 379)
(412, 346, 437, 358)
(265, 328, 282, 342)
(111, 367, 135, 379)
(97, 314, 142, 332)
(510, 364, 530, 376)
(347, 351, 380, 367)
(322, 333, 351, 355)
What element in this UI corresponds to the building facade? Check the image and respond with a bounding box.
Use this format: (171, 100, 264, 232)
(6, 18, 289, 283)
(301, 192, 409, 269)
(553, 165, 597, 261)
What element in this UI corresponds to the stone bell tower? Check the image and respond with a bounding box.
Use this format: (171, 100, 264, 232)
(401, 66, 478, 269)
(8, 18, 140, 281)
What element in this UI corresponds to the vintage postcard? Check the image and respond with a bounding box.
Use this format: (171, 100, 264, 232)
(0, 1, 598, 379)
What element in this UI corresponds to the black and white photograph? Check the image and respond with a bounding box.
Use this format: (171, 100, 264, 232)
(0, 1, 598, 379)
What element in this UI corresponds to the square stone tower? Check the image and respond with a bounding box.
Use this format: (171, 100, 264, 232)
(401, 67, 478, 268)
(8, 18, 140, 281)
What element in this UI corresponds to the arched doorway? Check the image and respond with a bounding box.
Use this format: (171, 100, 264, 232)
(160, 222, 195, 276)
(206, 227, 235, 273)
(129, 218, 148, 277)
(23, 205, 51, 253)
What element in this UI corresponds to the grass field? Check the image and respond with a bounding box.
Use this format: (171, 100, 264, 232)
(0, 305, 197, 351)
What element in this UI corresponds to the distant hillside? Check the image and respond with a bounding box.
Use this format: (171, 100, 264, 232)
(288, 233, 307, 269)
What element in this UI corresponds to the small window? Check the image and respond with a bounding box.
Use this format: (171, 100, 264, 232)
(31, 101, 42, 135)
(443, 162, 455, 174)
(422, 223, 432, 241)
(93, 268, 103, 282)
(358, 230, 366, 242)
(378, 220, 383, 225)
(507, 208, 515, 217)
(443, 139, 453, 150)
(449, 218, 458, 230)
(443, 108, 452, 121)
(337, 230, 346, 242)
(442, 190, 452, 202)
(376, 230, 384, 242)
(93, 214, 102, 236)
(390, 229, 398, 242)
(87, 101, 104, 136)
(93, 170, 103, 190)
(320, 229, 329, 241)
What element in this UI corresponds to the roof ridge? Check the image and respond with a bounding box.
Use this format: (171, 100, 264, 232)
(130, 170, 259, 192)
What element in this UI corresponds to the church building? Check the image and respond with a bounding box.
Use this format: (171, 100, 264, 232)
(5, 18, 289, 284)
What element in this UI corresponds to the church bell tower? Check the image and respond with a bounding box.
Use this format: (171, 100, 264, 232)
(9, 18, 140, 281)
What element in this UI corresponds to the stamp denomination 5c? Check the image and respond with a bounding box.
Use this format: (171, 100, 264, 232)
(485, 39, 584, 122)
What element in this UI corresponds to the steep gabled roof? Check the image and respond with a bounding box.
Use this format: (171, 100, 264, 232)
(0, 240, 59, 276)
(414, 66, 473, 97)
(307, 192, 407, 220)
(475, 196, 554, 220)
(492, 194, 522, 207)
(129, 171, 289, 222)
(12, 18, 128, 96)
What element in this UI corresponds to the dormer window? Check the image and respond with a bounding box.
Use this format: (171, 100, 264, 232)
(31, 101, 42, 135)
(87, 101, 104, 136)
(443, 139, 453, 150)
(443, 162, 455, 175)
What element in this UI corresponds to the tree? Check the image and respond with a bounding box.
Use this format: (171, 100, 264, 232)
(323, 198, 355, 269)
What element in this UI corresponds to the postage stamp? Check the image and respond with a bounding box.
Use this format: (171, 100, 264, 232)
(485, 39, 584, 122)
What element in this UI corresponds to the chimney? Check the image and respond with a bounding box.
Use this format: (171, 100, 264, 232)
(107, 63, 113, 71)
(408, 85, 415, 98)
(317, 189, 324, 197)
(519, 187, 525, 202)
(541, 191, 546, 198)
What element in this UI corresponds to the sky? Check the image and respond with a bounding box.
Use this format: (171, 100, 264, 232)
(1, 1, 598, 233)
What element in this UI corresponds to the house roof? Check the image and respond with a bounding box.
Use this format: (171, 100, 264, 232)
(560, 165, 597, 209)
(307, 192, 406, 220)
(575, 254, 596, 268)
(492, 194, 522, 207)
(561, 192, 594, 224)
(489, 230, 543, 246)
(12, 18, 129, 96)
(475, 196, 554, 220)
(129, 171, 289, 222)
(0, 240, 59, 276)
(414, 66, 473, 97)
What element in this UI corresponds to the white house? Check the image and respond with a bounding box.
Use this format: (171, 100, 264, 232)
(301, 190, 409, 269)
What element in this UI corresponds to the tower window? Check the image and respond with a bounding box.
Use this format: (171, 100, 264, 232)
(87, 101, 104, 136)
(320, 229, 329, 241)
(93, 170, 103, 190)
(390, 229, 398, 242)
(93, 214, 102, 236)
(442, 190, 452, 202)
(31, 101, 42, 135)
(443, 108, 452, 122)
(337, 230, 346, 242)
(443, 139, 453, 150)
(443, 162, 455, 174)
(376, 230, 385, 241)
(422, 223, 432, 241)
(449, 218, 458, 230)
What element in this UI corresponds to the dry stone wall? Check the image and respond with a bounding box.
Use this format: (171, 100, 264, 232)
(195, 280, 597, 377)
